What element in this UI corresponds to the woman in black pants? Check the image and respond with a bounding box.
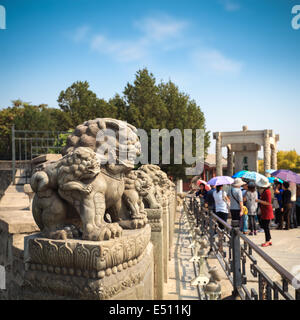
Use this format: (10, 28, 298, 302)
(280, 182, 292, 230)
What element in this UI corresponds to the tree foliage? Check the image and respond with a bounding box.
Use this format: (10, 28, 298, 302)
(258, 150, 300, 174)
(277, 150, 300, 173)
(57, 81, 117, 127)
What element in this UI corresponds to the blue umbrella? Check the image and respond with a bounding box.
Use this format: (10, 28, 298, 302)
(268, 177, 283, 184)
(242, 171, 266, 182)
(232, 170, 248, 178)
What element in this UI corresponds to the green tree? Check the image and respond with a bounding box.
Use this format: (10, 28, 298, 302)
(0, 100, 71, 159)
(57, 81, 116, 127)
(121, 69, 210, 179)
(157, 80, 210, 179)
(123, 69, 169, 130)
(108, 94, 128, 121)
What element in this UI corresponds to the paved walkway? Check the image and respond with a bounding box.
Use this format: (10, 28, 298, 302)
(163, 208, 200, 300)
(165, 208, 300, 300)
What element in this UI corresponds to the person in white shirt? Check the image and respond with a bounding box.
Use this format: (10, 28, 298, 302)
(213, 185, 230, 230)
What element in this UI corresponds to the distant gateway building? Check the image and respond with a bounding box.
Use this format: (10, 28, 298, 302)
(213, 126, 279, 176)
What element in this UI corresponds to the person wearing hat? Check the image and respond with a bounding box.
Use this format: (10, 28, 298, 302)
(244, 182, 258, 235)
(229, 178, 246, 223)
(255, 177, 274, 247)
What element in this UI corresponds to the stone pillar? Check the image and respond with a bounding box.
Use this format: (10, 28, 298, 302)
(176, 180, 183, 193)
(227, 145, 234, 176)
(146, 208, 164, 300)
(263, 130, 271, 174)
(168, 190, 176, 261)
(254, 151, 259, 172)
(162, 199, 169, 283)
(215, 132, 223, 176)
(271, 144, 277, 170)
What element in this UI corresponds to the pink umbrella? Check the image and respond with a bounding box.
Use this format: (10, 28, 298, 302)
(197, 179, 211, 191)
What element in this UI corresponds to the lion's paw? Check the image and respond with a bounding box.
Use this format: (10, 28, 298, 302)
(82, 226, 112, 241)
(107, 223, 123, 238)
(131, 217, 147, 229)
(118, 216, 148, 230)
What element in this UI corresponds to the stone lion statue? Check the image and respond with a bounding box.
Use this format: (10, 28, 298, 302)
(31, 118, 142, 241)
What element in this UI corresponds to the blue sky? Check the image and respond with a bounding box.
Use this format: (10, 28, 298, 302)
(0, 0, 300, 155)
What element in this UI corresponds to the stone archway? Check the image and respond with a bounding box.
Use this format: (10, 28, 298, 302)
(213, 126, 279, 176)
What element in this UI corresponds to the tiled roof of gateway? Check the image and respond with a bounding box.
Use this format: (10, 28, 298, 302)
(205, 154, 227, 167)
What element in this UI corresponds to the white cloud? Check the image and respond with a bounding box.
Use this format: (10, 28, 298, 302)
(72, 25, 90, 43)
(220, 0, 240, 12)
(70, 14, 243, 73)
(90, 35, 147, 62)
(135, 16, 187, 41)
(194, 49, 243, 73)
(89, 15, 187, 62)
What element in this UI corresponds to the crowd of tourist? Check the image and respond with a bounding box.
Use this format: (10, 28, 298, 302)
(195, 178, 300, 248)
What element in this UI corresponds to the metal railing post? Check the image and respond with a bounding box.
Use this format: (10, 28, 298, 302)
(296, 289, 300, 300)
(12, 124, 16, 185)
(207, 210, 215, 258)
(231, 220, 242, 298)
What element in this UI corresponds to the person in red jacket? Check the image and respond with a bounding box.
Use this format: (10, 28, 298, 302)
(255, 178, 274, 247)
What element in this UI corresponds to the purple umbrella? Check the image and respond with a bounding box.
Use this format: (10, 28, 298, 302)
(271, 169, 300, 184)
(207, 176, 234, 186)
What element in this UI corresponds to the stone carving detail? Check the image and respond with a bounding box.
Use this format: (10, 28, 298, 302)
(26, 225, 151, 279)
(30, 118, 144, 241)
(23, 229, 153, 300)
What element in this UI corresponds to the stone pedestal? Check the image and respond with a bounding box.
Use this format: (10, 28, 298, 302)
(22, 225, 153, 300)
(0, 208, 39, 300)
(146, 208, 164, 300)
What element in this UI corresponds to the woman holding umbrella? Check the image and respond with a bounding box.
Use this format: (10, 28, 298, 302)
(255, 177, 274, 247)
(195, 181, 209, 206)
(271, 169, 300, 229)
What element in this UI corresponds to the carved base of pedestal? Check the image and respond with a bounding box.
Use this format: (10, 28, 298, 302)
(22, 225, 154, 300)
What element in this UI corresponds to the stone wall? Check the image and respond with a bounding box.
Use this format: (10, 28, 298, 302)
(0, 210, 39, 299)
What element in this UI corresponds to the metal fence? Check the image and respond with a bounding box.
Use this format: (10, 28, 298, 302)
(11, 125, 69, 184)
(184, 195, 300, 300)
